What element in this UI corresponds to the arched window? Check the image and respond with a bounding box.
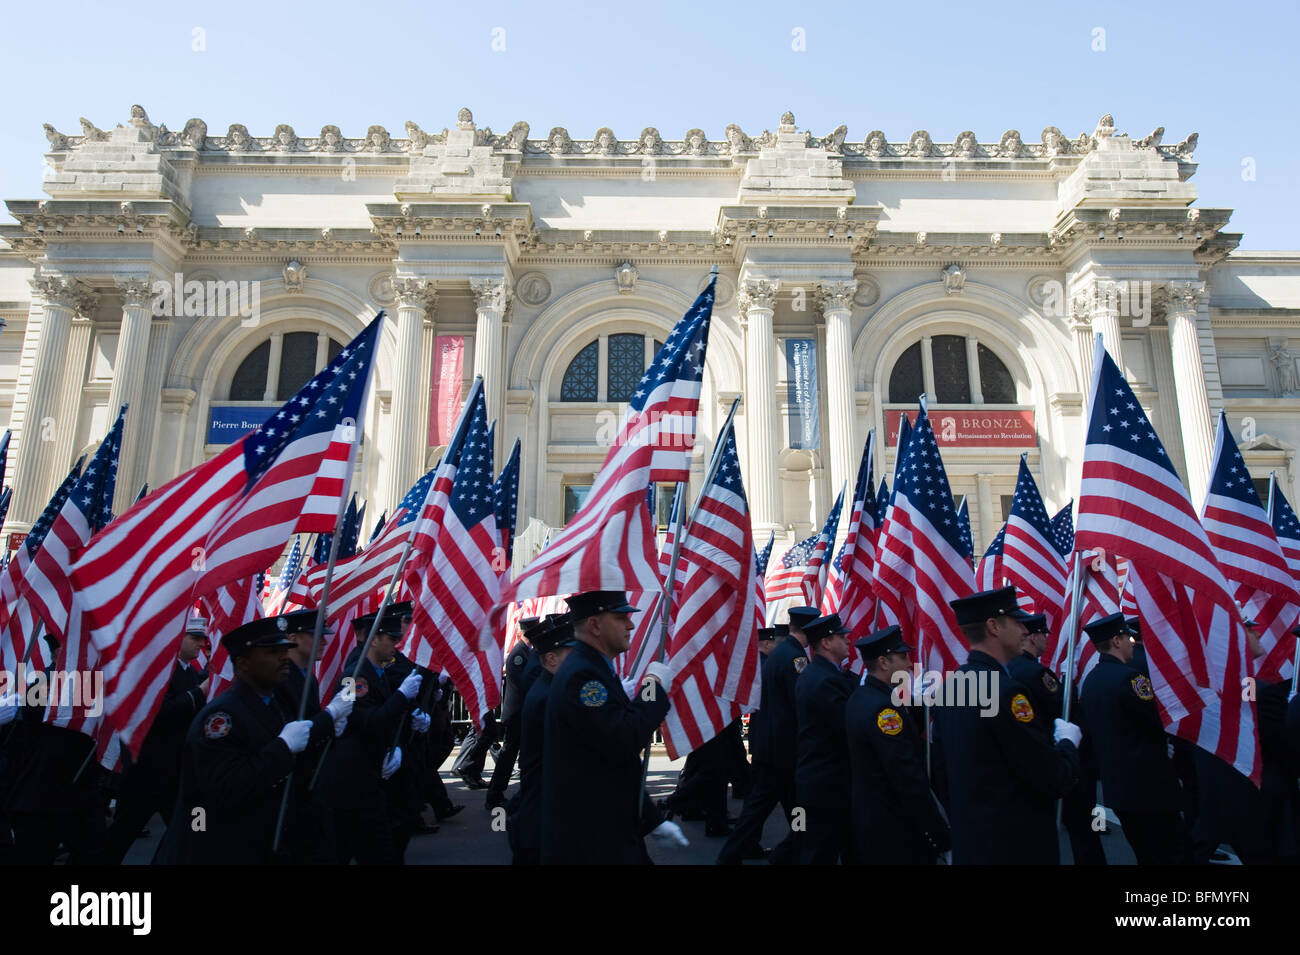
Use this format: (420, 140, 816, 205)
(229, 329, 346, 401)
(887, 334, 1016, 405)
(558, 333, 665, 402)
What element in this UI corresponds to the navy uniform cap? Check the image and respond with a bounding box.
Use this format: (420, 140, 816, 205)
(221, 615, 297, 658)
(533, 612, 576, 654)
(1023, 613, 1049, 636)
(565, 590, 640, 621)
(758, 626, 778, 640)
(518, 616, 544, 641)
(1126, 617, 1143, 641)
(949, 585, 1034, 627)
(787, 606, 819, 629)
(803, 613, 849, 643)
(352, 602, 407, 637)
(1083, 613, 1135, 644)
(275, 609, 333, 636)
(854, 624, 912, 663)
(773, 623, 790, 638)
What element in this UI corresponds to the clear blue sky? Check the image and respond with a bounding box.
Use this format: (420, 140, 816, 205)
(3, 0, 1297, 248)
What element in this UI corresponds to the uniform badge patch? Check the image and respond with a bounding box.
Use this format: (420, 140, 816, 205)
(1042, 671, 1059, 693)
(1131, 675, 1154, 701)
(876, 708, 903, 736)
(580, 680, 608, 708)
(353, 677, 369, 700)
(203, 712, 232, 739)
(794, 656, 808, 673)
(511, 654, 524, 667)
(1010, 693, 1035, 723)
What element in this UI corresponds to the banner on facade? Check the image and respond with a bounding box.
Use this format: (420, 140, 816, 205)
(429, 335, 466, 447)
(207, 404, 280, 445)
(785, 338, 819, 450)
(886, 408, 1037, 448)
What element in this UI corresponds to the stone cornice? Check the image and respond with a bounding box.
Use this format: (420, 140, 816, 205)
(1, 198, 193, 257)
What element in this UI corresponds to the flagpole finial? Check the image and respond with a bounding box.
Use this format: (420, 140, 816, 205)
(709, 264, 719, 276)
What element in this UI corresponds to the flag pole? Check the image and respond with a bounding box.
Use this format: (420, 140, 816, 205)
(1272, 471, 1300, 702)
(1055, 550, 1086, 833)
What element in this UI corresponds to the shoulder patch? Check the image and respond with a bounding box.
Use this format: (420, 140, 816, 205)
(876, 708, 903, 736)
(579, 680, 609, 708)
(203, 711, 233, 739)
(1131, 675, 1154, 701)
(1010, 693, 1035, 723)
(1042, 671, 1059, 693)
(352, 677, 368, 700)
(511, 653, 524, 667)
(793, 656, 808, 673)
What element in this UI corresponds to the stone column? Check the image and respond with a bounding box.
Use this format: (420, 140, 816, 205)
(11, 277, 92, 524)
(418, 313, 436, 461)
(820, 280, 858, 505)
(390, 278, 436, 506)
(471, 278, 511, 457)
(740, 279, 781, 535)
(920, 334, 936, 403)
(1068, 300, 1096, 398)
(51, 314, 94, 484)
(1075, 280, 1125, 382)
(966, 335, 984, 405)
(975, 472, 996, 551)
(1166, 281, 1214, 504)
(106, 278, 155, 512)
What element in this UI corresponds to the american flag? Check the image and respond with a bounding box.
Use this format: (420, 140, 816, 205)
(1201, 413, 1299, 682)
(20, 410, 124, 736)
(1050, 549, 1120, 682)
(753, 530, 774, 629)
(70, 314, 382, 758)
(200, 575, 266, 701)
(403, 388, 504, 727)
(956, 496, 974, 563)
(0, 458, 83, 673)
(368, 510, 387, 543)
(21, 406, 124, 645)
(1002, 457, 1068, 634)
(660, 427, 759, 757)
(766, 488, 844, 604)
(501, 278, 715, 605)
(1050, 503, 1075, 556)
(263, 536, 305, 616)
(1075, 338, 1256, 783)
(620, 483, 685, 682)
(484, 438, 522, 651)
(821, 431, 881, 640)
(976, 522, 1007, 592)
(1268, 474, 1300, 582)
(0, 488, 11, 536)
(874, 401, 974, 673)
(0, 429, 10, 486)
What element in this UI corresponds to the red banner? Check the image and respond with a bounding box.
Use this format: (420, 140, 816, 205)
(886, 408, 1036, 448)
(429, 335, 465, 447)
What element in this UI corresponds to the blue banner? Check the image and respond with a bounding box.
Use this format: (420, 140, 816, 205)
(786, 338, 819, 449)
(208, 404, 279, 445)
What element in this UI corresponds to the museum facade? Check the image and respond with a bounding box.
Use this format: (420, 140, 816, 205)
(2, 106, 1298, 562)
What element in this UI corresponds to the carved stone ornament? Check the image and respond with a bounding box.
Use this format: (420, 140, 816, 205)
(725, 124, 754, 153)
(129, 104, 154, 130)
(80, 118, 109, 142)
(699, 272, 735, 308)
(1165, 280, 1205, 314)
(504, 121, 529, 151)
(614, 262, 638, 294)
(1041, 126, 1069, 157)
(823, 124, 848, 154)
(636, 127, 663, 155)
(392, 277, 436, 311)
(546, 127, 572, 155)
(998, 129, 1023, 158)
(225, 124, 253, 150)
(863, 130, 887, 158)
(471, 279, 511, 313)
(181, 118, 207, 148)
(116, 276, 154, 308)
(272, 124, 299, 152)
(852, 276, 880, 308)
(514, 272, 551, 307)
(43, 124, 70, 151)
(592, 127, 617, 155)
(1270, 340, 1297, 396)
(32, 275, 90, 311)
(457, 107, 474, 129)
(283, 260, 307, 293)
(908, 130, 933, 157)
(819, 280, 857, 311)
(363, 125, 391, 152)
(738, 279, 780, 312)
(953, 131, 977, 159)
(942, 264, 966, 295)
(684, 129, 708, 155)
(780, 111, 796, 128)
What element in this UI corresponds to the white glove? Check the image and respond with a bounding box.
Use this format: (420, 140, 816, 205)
(0, 691, 19, 727)
(332, 716, 348, 738)
(621, 676, 641, 697)
(644, 662, 673, 694)
(1053, 718, 1082, 747)
(381, 746, 402, 780)
(397, 671, 423, 700)
(650, 819, 689, 848)
(410, 708, 431, 734)
(325, 690, 353, 722)
(277, 720, 312, 754)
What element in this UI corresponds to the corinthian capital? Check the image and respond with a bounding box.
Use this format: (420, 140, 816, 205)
(470, 278, 512, 314)
(1165, 280, 1206, 315)
(31, 275, 92, 312)
(116, 276, 155, 308)
(392, 277, 437, 312)
(738, 279, 780, 313)
(819, 280, 857, 313)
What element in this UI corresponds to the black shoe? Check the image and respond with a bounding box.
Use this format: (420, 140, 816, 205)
(415, 820, 440, 834)
(436, 804, 465, 821)
(458, 772, 489, 790)
(485, 792, 507, 811)
(704, 821, 735, 837)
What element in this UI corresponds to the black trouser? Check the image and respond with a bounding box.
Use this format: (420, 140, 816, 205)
(452, 713, 498, 778)
(722, 719, 751, 798)
(799, 806, 851, 865)
(1062, 766, 1107, 865)
(716, 761, 796, 864)
(9, 808, 106, 866)
(1117, 810, 1189, 865)
(665, 739, 728, 828)
(487, 714, 522, 797)
(333, 807, 396, 865)
(512, 847, 540, 866)
(102, 790, 174, 865)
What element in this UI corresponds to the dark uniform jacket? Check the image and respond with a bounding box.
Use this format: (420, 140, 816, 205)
(541, 640, 670, 864)
(318, 649, 412, 810)
(794, 654, 855, 810)
(937, 650, 1079, 864)
(157, 679, 333, 864)
(121, 661, 207, 798)
(502, 644, 541, 724)
(509, 668, 552, 853)
(1079, 653, 1181, 812)
(752, 636, 806, 769)
(1007, 651, 1064, 724)
(846, 673, 950, 864)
